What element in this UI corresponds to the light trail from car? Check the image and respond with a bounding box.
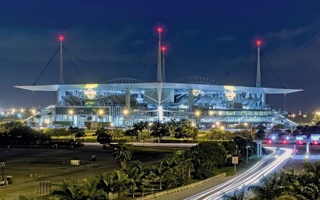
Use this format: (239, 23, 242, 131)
(184, 147, 293, 200)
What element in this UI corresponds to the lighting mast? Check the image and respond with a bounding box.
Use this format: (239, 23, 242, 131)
(156, 27, 163, 83)
(256, 39, 262, 87)
(59, 35, 64, 84)
(161, 45, 167, 82)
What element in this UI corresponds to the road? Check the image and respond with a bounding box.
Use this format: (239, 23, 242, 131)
(184, 147, 292, 200)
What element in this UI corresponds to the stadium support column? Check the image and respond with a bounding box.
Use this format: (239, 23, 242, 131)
(256, 40, 262, 88)
(189, 89, 193, 112)
(262, 92, 266, 108)
(57, 89, 61, 106)
(59, 35, 64, 84)
(157, 85, 163, 122)
(125, 88, 130, 109)
(156, 27, 163, 83)
(256, 141, 262, 158)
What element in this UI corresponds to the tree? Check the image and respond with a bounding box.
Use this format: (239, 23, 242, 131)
(132, 121, 145, 139)
(249, 172, 291, 200)
(68, 126, 85, 140)
(109, 129, 123, 139)
(113, 170, 134, 200)
(113, 143, 132, 170)
(52, 180, 85, 200)
(96, 128, 112, 145)
(256, 129, 266, 139)
(126, 161, 148, 197)
(161, 155, 180, 188)
(207, 128, 230, 141)
(233, 136, 249, 159)
(152, 161, 166, 190)
(221, 141, 237, 155)
(95, 172, 115, 199)
(150, 121, 170, 143)
(123, 129, 139, 140)
(81, 178, 108, 200)
(187, 142, 227, 179)
(174, 119, 198, 141)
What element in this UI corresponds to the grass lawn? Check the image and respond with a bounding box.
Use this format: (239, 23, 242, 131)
(0, 145, 175, 200)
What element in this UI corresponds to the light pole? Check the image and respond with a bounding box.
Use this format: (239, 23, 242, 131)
(123, 108, 129, 126)
(243, 122, 248, 131)
(98, 109, 104, 128)
(1, 162, 5, 182)
(246, 145, 251, 164)
(194, 110, 201, 128)
(68, 109, 74, 127)
(11, 109, 16, 122)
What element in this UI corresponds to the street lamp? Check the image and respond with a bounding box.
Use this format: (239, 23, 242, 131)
(194, 110, 201, 128)
(246, 145, 251, 164)
(122, 108, 129, 126)
(97, 109, 104, 127)
(11, 109, 16, 122)
(44, 119, 50, 127)
(68, 109, 74, 126)
(98, 109, 104, 116)
(1, 162, 5, 182)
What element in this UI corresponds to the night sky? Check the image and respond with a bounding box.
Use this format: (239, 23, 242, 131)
(1, 0, 320, 112)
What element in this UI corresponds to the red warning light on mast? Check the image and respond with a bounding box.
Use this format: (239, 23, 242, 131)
(161, 45, 167, 52)
(156, 27, 163, 33)
(58, 35, 64, 42)
(256, 39, 262, 47)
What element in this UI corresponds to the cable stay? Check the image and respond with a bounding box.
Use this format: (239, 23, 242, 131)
(63, 47, 86, 83)
(261, 52, 286, 88)
(137, 50, 152, 81)
(33, 46, 60, 85)
(63, 46, 105, 83)
(165, 55, 184, 81)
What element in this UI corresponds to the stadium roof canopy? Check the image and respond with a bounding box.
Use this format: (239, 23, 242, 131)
(15, 82, 303, 94)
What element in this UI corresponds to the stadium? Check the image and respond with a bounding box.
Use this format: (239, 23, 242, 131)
(15, 28, 302, 129)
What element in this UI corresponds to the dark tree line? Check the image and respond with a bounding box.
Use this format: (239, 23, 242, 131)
(0, 122, 49, 145)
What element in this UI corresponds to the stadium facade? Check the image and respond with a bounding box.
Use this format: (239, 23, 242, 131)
(15, 29, 302, 129)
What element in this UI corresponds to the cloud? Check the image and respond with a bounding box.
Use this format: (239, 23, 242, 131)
(213, 35, 236, 43)
(264, 26, 310, 41)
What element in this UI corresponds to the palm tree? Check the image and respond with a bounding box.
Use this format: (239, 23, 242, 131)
(126, 161, 149, 198)
(152, 161, 166, 190)
(249, 171, 291, 200)
(52, 180, 85, 200)
(178, 155, 194, 182)
(95, 172, 116, 199)
(113, 143, 132, 170)
(82, 178, 108, 200)
(132, 121, 145, 139)
(150, 121, 170, 143)
(292, 166, 320, 199)
(113, 170, 134, 200)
